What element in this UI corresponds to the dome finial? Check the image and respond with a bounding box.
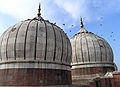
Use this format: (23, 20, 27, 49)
(37, 3, 41, 16)
(80, 17, 84, 28)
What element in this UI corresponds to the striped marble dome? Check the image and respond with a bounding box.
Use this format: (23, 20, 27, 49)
(0, 16, 72, 66)
(70, 27, 115, 68)
(0, 5, 72, 86)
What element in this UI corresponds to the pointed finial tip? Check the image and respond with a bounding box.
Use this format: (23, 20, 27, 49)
(80, 17, 84, 28)
(37, 3, 41, 16)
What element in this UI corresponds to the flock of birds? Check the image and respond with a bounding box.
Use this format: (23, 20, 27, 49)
(54, 17, 116, 41)
(53, 17, 117, 42)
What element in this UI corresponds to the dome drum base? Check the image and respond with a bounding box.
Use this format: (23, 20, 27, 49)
(0, 68, 71, 86)
(0, 61, 71, 70)
(72, 66, 115, 75)
(0, 85, 72, 87)
(72, 66, 115, 85)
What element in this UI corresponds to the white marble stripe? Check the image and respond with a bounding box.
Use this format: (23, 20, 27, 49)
(0, 62, 71, 71)
(72, 63, 115, 69)
(71, 61, 114, 65)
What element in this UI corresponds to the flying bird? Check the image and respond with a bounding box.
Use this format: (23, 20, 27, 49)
(113, 39, 115, 41)
(63, 24, 65, 26)
(101, 17, 103, 20)
(100, 24, 102, 26)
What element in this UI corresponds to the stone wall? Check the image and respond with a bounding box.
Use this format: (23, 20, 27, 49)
(89, 71, 120, 87)
(72, 66, 114, 85)
(0, 68, 71, 86)
(113, 71, 120, 87)
(72, 66, 114, 75)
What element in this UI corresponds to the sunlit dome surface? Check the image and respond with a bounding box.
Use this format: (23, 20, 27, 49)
(70, 18, 115, 69)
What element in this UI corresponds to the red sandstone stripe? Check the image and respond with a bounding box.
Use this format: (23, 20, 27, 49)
(0, 68, 71, 86)
(72, 66, 114, 75)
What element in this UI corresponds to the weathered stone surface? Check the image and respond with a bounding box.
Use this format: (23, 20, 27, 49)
(70, 28, 115, 69)
(0, 16, 72, 66)
(0, 68, 71, 86)
(0, 15, 72, 86)
(0, 85, 89, 87)
(70, 28, 116, 85)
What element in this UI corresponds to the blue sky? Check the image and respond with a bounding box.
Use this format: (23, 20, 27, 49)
(0, 0, 120, 69)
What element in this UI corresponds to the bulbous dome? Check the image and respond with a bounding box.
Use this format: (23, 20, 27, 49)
(0, 16, 72, 66)
(70, 28, 115, 68)
(0, 5, 72, 86)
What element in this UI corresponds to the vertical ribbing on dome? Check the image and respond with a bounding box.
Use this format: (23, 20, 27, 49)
(101, 40, 107, 61)
(81, 34, 88, 62)
(6, 31, 11, 60)
(91, 34, 99, 62)
(14, 22, 24, 60)
(106, 42, 113, 61)
(69, 39, 72, 63)
(92, 40, 96, 61)
(111, 47, 114, 62)
(0, 32, 6, 60)
(104, 40, 113, 62)
(34, 21, 39, 60)
(96, 36, 107, 62)
(1, 29, 11, 61)
(59, 29, 63, 62)
(75, 36, 78, 63)
(94, 36, 102, 62)
(6, 25, 16, 60)
(24, 20, 33, 60)
(43, 21, 47, 60)
(111, 48, 114, 62)
(67, 40, 70, 63)
(102, 40, 108, 62)
(107, 42, 113, 62)
(76, 33, 83, 62)
(66, 38, 68, 62)
(80, 37, 84, 62)
(84, 33, 90, 62)
(70, 42, 72, 63)
(51, 24, 56, 61)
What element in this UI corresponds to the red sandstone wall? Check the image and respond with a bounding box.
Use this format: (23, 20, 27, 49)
(72, 66, 114, 85)
(72, 81, 89, 85)
(0, 68, 71, 86)
(89, 72, 120, 87)
(89, 78, 113, 87)
(113, 72, 120, 87)
(72, 67, 114, 75)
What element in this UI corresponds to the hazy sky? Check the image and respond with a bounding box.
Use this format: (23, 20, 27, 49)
(0, 0, 120, 69)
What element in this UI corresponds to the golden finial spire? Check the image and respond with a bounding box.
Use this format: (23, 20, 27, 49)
(37, 3, 41, 16)
(80, 17, 84, 28)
